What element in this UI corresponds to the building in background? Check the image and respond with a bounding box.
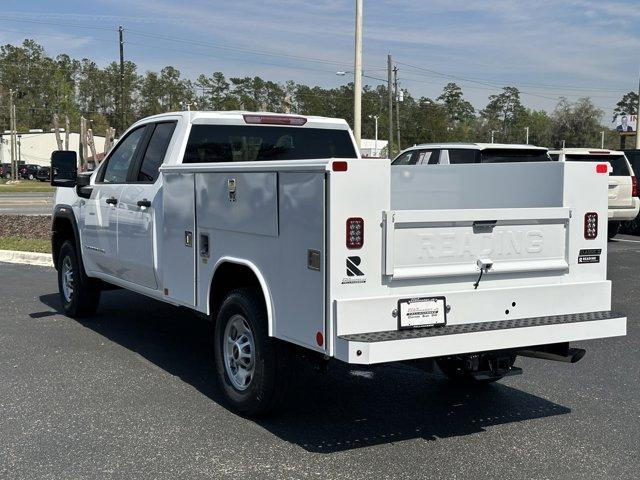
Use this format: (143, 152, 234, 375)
(0, 130, 106, 167)
(360, 138, 388, 158)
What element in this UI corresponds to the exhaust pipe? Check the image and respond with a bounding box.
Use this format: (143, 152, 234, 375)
(518, 347, 586, 363)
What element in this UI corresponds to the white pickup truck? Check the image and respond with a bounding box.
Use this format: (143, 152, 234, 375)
(51, 111, 626, 415)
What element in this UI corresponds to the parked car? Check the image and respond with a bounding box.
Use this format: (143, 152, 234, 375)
(392, 142, 551, 165)
(50, 111, 625, 416)
(19, 164, 43, 180)
(35, 166, 51, 182)
(549, 148, 639, 238)
(0, 163, 12, 179)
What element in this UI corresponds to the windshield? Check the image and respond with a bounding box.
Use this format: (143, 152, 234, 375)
(480, 149, 551, 163)
(184, 125, 357, 163)
(565, 154, 630, 176)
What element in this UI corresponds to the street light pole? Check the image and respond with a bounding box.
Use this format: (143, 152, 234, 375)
(491, 130, 495, 143)
(353, 0, 363, 150)
(601, 131, 605, 149)
(636, 69, 640, 149)
(387, 54, 393, 157)
(525, 126, 529, 145)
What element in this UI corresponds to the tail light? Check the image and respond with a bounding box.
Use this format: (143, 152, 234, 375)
(632, 176, 638, 197)
(584, 212, 598, 239)
(346, 217, 364, 249)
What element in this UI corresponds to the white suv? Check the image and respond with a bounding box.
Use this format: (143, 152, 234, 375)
(392, 142, 551, 165)
(549, 149, 639, 238)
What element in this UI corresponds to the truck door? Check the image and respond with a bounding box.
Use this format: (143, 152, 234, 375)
(117, 121, 177, 289)
(81, 126, 147, 275)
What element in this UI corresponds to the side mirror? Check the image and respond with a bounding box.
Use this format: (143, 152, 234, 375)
(51, 150, 77, 187)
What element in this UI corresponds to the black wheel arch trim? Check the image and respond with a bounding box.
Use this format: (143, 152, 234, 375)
(52, 205, 85, 276)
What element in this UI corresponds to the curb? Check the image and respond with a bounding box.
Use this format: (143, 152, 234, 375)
(0, 249, 53, 268)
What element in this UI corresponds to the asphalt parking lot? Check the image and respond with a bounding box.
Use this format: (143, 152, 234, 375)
(0, 237, 639, 479)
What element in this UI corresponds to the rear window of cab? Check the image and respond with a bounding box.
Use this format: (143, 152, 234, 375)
(183, 125, 357, 163)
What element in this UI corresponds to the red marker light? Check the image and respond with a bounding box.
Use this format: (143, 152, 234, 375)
(596, 164, 608, 174)
(332, 161, 348, 172)
(316, 331, 324, 347)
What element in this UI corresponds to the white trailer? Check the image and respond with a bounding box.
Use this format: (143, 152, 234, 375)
(51, 111, 626, 415)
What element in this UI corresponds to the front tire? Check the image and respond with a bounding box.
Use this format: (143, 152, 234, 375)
(57, 240, 101, 317)
(214, 288, 292, 416)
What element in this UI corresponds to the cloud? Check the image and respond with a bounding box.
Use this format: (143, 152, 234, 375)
(2, 0, 637, 113)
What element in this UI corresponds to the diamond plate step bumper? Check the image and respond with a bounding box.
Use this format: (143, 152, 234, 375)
(335, 311, 626, 365)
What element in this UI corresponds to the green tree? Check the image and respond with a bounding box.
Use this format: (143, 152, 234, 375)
(437, 82, 475, 127)
(551, 97, 603, 148)
(613, 91, 638, 121)
(197, 71, 232, 110)
(480, 86, 525, 142)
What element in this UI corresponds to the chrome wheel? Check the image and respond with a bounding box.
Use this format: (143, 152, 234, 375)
(61, 255, 74, 303)
(223, 314, 255, 391)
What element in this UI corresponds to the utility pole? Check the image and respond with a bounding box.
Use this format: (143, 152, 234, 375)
(525, 126, 529, 144)
(491, 130, 495, 144)
(601, 131, 605, 149)
(393, 65, 401, 152)
(387, 54, 393, 157)
(353, 0, 363, 150)
(119, 26, 125, 134)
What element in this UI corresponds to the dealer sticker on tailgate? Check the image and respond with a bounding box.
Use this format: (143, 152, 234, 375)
(398, 296, 447, 329)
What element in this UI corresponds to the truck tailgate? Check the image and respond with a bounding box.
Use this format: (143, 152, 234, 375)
(383, 207, 569, 279)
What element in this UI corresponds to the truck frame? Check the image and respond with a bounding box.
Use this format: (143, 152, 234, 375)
(51, 111, 626, 415)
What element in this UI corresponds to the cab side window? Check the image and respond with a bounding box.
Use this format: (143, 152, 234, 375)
(448, 149, 477, 164)
(100, 126, 146, 183)
(136, 122, 177, 182)
(415, 149, 440, 165)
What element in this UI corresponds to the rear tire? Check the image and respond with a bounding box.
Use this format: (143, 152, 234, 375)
(214, 288, 293, 416)
(608, 221, 620, 239)
(57, 240, 101, 317)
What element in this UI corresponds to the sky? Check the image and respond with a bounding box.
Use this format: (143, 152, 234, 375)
(0, 0, 638, 124)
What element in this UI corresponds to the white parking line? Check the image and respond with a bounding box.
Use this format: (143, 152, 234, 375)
(614, 238, 640, 243)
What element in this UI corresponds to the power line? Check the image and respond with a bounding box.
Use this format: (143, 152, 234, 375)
(395, 61, 615, 112)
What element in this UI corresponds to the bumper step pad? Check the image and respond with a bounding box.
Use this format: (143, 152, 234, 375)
(339, 311, 622, 343)
(335, 311, 626, 364)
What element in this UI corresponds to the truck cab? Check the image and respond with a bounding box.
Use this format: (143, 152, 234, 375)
(51, 112, 626, 416)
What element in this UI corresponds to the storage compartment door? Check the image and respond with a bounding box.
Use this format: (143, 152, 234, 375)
(162, 173, 196, 306)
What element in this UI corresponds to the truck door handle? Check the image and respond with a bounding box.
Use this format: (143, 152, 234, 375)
(105, 197, 118, 205)
(137, 199, 151, 208)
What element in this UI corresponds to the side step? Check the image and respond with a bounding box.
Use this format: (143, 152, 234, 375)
(335, 311, 626, 365)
